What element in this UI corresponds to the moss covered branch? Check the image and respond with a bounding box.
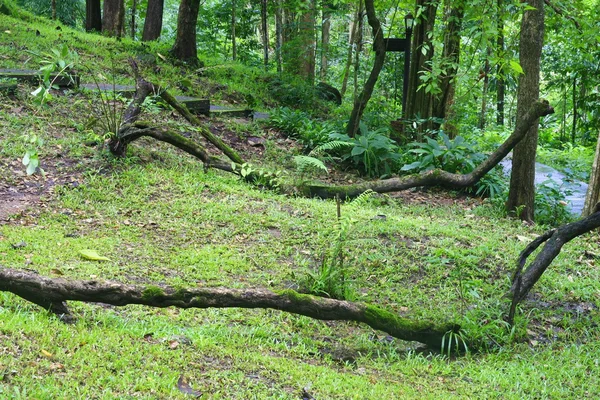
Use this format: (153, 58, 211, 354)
(0, 267, 457, 349)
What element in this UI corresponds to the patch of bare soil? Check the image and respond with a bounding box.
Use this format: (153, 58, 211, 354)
(0, 156, 82, 223)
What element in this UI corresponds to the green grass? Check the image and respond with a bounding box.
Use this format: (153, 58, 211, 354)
(2, 10, 600, 400)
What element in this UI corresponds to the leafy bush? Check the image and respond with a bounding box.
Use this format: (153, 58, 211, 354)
(401, 133, 485, 174)
(329, 123, 401, 178)
(268, 107, 333, 151)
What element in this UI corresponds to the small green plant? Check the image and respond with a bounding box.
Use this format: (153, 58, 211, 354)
(330, 123, 400, 178)
(268, 107, 334, 151)
(21, 133, 44, 176)
(440, 329, 469, 357)
(29, 44, 79, 106)
(300, 191, 375, 300)
(232, 162, 283, 191)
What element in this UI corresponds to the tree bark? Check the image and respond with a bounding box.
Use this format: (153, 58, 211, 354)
(85, 0, 102, 32)
(340, 6, 360, 98)
(506, 0, 544, 222)
(275, 0, 283, 73)
(405, 0, 439, 137)
(102, 0, 125, 37)
(496, 0, 505, 126)
(232, 0, 237, 61)
(130, 0, 137, 39)
(319, 2, 332, 80)
(345, 0, 385, 137)
(583, 133, 600, 216)
(433, 0, 464, 138)
(299, 1, 316, 82)
(508, 208, 600, 323)
(478, 51, 490, 130)
(0, 267, 458, 349)
(142, 0, 164, 41)
(169, 0, 201, 64)
(261, 0, 269, 69)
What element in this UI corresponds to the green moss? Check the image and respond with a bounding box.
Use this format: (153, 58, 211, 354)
(142, 285, 165, 300)
(364, 305, 430, 333)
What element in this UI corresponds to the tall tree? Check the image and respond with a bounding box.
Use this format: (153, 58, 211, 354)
(142, 0, 164, 41)
(261, 0, 269, 69)
(433, 0, 464, 138)
(405, 0, 439, 137)
(103, 0, 125, 37)
(496, 0, 505, 125)
(319, 2, 332, 80)
(506, 0, 545, 221)
(340, 6, 361, 98)
(85, 0, 102, 32)
(170, 0, 201, 64)
(583, 132, 600, 216)
(275, 0, 283, 73)
(345, 0, 385, 137)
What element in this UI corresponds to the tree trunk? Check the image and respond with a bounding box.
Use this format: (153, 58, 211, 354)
(275, 0, 283, 73)
(102, 0, 125, 37)
(340, 8, 360, 98)
(506, 0, 545, 222)
(508, 209, 600, 324)
(478, 51, 490, 130)
(572, 76, 577, 144)
(0, 267, 458, 349)
(319, 2, 332, 80)
(299, 1, 316, 82)
(261, 0, 269, 69)
(345, 0, 384, 137)
(51, 0, 56, 20)
(496, 0, 505, 126)
(232, 0, 237, 61)
(352, 1, 364, 100)
(85, 0, 102, 32)
(583, 133, 600, 216)
(130, 0, 137, 39)
(169, 0, 201, 64)
(142, 0, 164, 41)
(433, 0, 464, 138)
(405, 0, 438, 137)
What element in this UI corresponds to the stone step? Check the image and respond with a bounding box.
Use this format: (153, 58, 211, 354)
(0, 68, 79, 88)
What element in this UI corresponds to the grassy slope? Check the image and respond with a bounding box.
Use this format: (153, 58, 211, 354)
(1, 12, 600, 399)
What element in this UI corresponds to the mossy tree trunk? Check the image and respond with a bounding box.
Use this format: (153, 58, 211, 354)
(0, 267, 458, 350)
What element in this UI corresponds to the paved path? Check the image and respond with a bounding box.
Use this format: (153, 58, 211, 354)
(500, 158, 588, 216)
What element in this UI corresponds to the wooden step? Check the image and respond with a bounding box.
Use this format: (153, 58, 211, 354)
(0, 68, 79, 88)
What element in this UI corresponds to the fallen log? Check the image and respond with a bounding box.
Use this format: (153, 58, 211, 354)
(507, 206, 600, 324)
(0, 266, 457, 350)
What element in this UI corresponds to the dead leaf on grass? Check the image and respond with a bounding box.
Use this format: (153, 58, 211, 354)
(177, 375, 202, 397)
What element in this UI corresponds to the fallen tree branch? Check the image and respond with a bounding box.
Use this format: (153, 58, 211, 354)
(508, 207, 600, 322)
(300, 100, 554, 198)
(0, 266, 457, 349)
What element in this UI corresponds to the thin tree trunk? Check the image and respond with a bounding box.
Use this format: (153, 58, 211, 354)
(299, 1, 316, 82)
(85, 0, 102, 32)
(572, 76, 577, 144)
(319, 3, 332, 80)
(405, 0, 438, 137)
(130, 0, 137, 39)
(340, 8, 360, 98)
(261, 0, 269, 69)
(479, 52, 490, 130)
(346, 0, 385, 137)
(142, 0, 164, 41)
(506, 0, 545, 222)
(51, 0, 56, 20)
(232, 0, 237, 61)
(352, 1, 364, 100)
(583, 132, 600, 216)
(275, 0, 283, 73)
(496, 0, 505, 125)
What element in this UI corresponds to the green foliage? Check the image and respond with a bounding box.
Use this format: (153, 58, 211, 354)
(440, 329, 469, 356)
(232, 162, 282, 191)
(293, 155, 329, 176)
(29, 44, 79, 106)
(330, 124, 400, 178)
(537, 143, 594, 182)
(401, 133, 484, 174)
(268, 107, 334, 151)
(21, 133, 44, 175)
(17, 0, 84, 26)
(535, 179, 574, 226)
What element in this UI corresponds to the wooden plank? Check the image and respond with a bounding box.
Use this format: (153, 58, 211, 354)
(0, 68, 79, 88)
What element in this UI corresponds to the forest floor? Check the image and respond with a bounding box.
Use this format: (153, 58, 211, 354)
(2, 12, 600, 400)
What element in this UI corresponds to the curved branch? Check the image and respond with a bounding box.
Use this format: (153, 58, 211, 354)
(0, 267, 458, 349)
(303, 100, 555, 198)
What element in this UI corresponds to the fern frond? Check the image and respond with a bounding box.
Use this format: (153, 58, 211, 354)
(309, 140, 353, 157)
(349, 189, 376, 207)
(294, 155, 329, 174)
